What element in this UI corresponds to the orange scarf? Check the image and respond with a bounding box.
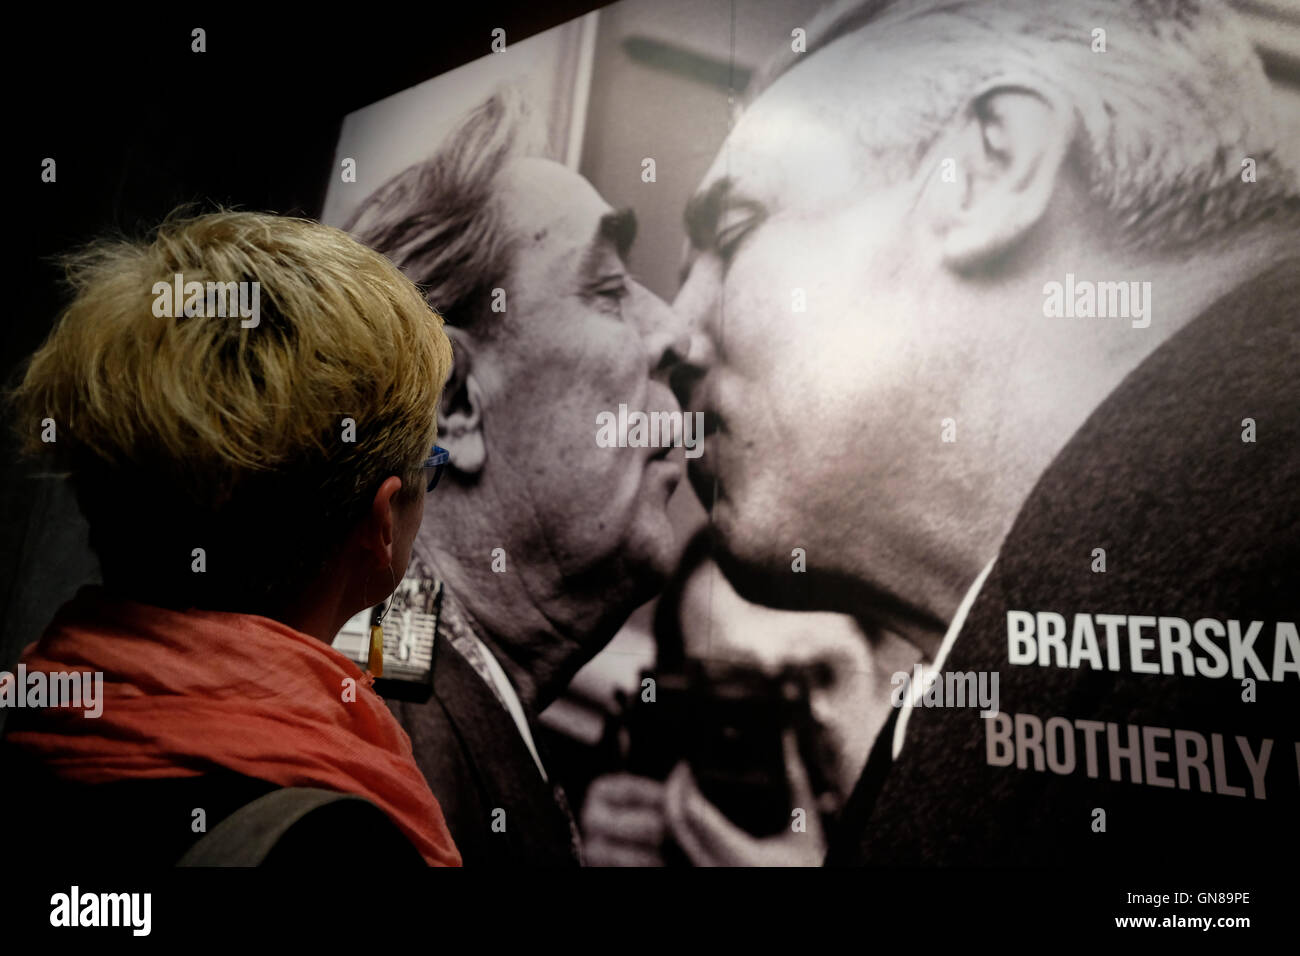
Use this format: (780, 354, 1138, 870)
(6, 587, 461, 866)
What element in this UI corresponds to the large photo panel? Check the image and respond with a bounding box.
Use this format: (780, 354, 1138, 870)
(322, 0, 1300, 866)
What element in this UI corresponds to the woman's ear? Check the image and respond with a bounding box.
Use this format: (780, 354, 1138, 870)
(438, 326, 486, 477)
(918, 79, 1074, 272)
(361, 474, 404, 568)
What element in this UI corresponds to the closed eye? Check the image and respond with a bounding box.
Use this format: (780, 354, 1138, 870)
(715, 207, 764, 263)
(718, 223, 754, 261)
(591, 275, 631, 312)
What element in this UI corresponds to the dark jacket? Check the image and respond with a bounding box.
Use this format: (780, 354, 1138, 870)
(829, 256, 1300, 866)
(0, 741, 425, 866)
(387, 587, 580, 867)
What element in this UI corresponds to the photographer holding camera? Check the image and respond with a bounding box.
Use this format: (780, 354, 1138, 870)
(582, 532, 923, 866)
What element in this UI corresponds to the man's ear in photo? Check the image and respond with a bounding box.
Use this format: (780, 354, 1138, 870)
(437, 325, 486, 478)
(918, 79, 1075, 272)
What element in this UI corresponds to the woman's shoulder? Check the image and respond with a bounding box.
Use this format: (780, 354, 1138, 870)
(1, 743, 423, 867)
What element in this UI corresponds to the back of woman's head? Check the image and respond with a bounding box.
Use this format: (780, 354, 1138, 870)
(11, 208, 454, 613)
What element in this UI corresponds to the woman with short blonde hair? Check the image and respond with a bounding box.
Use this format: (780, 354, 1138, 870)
(3, 208, 461, 866)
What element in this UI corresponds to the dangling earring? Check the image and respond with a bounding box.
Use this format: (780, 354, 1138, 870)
(367, 564, 399, 679)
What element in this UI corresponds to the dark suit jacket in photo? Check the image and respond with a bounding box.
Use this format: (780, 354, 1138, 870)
(387, 587, 581, 867)
(829, 256, 1300, 867)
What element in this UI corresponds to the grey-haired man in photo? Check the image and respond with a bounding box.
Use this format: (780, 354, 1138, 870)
(344, 91, 689, 866)
(667, 0, 1300, 866)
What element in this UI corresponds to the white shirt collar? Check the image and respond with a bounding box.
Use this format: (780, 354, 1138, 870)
(892, 559, 997, 760)
(459, 628, 549, 783)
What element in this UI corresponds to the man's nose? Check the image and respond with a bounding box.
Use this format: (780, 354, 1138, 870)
(667, 271, 719, 408)
(631, 281, 692, 379)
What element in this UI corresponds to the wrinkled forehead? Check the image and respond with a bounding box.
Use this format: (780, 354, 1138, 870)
(495, 156, 615, 256)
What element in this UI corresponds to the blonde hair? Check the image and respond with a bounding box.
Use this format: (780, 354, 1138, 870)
(11, 207, 453, 608)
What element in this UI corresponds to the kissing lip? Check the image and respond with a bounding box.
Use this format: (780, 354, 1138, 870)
(702, 409, 724, 437)
(686, 451, 716, 507)
(647, 433, 683, 500)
